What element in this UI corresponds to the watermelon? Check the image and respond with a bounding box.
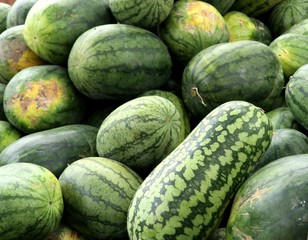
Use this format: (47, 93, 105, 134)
(159, 0, 229, 63)
(269, 0, 308, 37)
(127, 100, 273, 240)
(96, 96, 182, 174)
(223, 11, 272, 45)
(269, 33, 308, 80)
(0, 2, 10, 33)
(208, 228, 227, 240)
(59, 157, 143, 240)
(285, 63, 308, 129)
(6, 0, 38, 28)
(229, 0, 282, 17)
(204, 0, 235, 15)
(251, 128, 308, 174)
(182, 40, 285, 120)
(226, 154, 308, 240)
(109, 0, 173, 29)
(23, 0, 114, 65)
(0, 24, 46, 84)
(0, 120, 21, 152)
(68, 24, 172, 100)
(0, 162, 63, 239)
(3, 64, 86, 134)
(0, 124, 98, 177)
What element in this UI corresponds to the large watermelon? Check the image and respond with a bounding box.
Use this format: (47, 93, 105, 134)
(182, 40, 284, 120)
(127, 100, 273, 240)
(68, 24, 172, 100)
(23, 0, 114, 65)
(3, 65, 86, 134)
(96, 96, 182, 174)
(59, 157, 143, 240)
(0, 162, 63, 239)
(159, 0, 229, 63)
(226, 154, 308, 240)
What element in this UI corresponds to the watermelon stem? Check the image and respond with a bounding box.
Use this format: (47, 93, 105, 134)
(191, 87, 206, 106)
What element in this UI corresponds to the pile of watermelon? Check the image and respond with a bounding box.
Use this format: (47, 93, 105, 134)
(0, 0, 307, 239)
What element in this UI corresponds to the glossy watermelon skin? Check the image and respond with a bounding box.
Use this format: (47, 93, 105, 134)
(68, 24, 172, 100)
(0, 124, 98, 177)
(23, 0, 114, 65)
(226, 154, 308, 240)
(182, 40, 285, 120)
(59, 157, 143, 240)
(3, 65, 86, 134)
(109, 0, 173, 29)
(6, 0, 38, 28)
(269, 0, 308, 37)
(127, 100, 273, 240)
(0, 162, 63, 239)
(96, 96, 182, 174)
(285, 63, 308, 129)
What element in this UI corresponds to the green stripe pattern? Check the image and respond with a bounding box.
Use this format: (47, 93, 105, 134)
(182, 40, 284, 119)
(0, 162, 63, 239)
(68, 24, 172, 100)
(269, 0, 308, 37)
(96, 96, 182, 173)
(285, 64, 308, 129)
(227, 154, 308, 240)
(127, 100, 273, 240)
(59, 157, 143, 240)
(109, 0, 173, 29)
(270, 33, 308, 79)
(23, 0, 113, 65)
(0, 124, 98, 177)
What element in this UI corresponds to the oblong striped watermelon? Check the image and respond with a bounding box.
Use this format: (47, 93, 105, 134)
(182, 40, 285, 119)
(0, 2, 10, 33)
(96, 95, 182, 174)
(0, 162, 63, 239)
(59, 157, 143, 240)
(285, 63, 308, 129)
(0, 124, 98, 177)
(23, 0, 114, 65)
(68, 24, 172, 100)
(127, 100, 273, 240)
